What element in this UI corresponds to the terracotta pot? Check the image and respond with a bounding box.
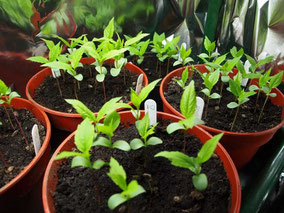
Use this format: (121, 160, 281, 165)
(160, 65, 284, 169)
(0, 97, 51, 203)
(42, 111, 241, 213)
(26, 57, 149, 132)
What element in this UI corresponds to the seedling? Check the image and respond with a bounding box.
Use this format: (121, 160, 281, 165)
(42, 47, 85, 99)
(256, 71, 283, 122)
(55, 34, 86, 54)
(227, 76, 256, 131)
(0, 79, 28, 145)
(173, 67, 189, 90)
(198, 36, 219, 62)
(107, 157, 145, 210)
(130, 113, 162, 150)
(173, 44, 193, 67)
(155, 133, 223, 191)
(167, 81, 204, 152)
(27, 39, 63, 96)
(129, 79, 161, 120)
(128, 39, 150, 65)
(197, 69, 221, 119)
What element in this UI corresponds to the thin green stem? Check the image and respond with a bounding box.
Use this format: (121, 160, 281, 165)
(254, 90, 260, 113)
(55, 77, 62, 97)
(204, 97, 210, 120)
(218, 81, 224, 105)
(3, 105, 15, 130)
(166, 58, 170, 74)
(230, 106, 240, 131)
(258, 95, 269, 123)
(11, 108, 29, 145)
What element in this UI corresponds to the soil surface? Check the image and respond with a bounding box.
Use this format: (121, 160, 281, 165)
(33, 64, 139, 113)
(164, 71, 283, 132)
(0, 107, 46, 188)
(54, 122, 231, 213)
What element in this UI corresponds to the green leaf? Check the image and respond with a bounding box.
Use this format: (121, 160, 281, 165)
(139, 79, 161, 101)
(208, 70, 220, 88)
(0, 79, 9, 95)
(256, 56, 274, 68)
(93, 159, 106, 170)
(130, 138, 145, 150)
(136, 114, 150, 137)
(198, 53, 209, 59)
(180, 81, 196, 118)
(103, 48, 128, 61)
(204, 36, 215, 53)
(93, 136, 111, 147)
(210, 93, 221, 99)
(104, 17, 114, 39)
(110, 68, 120, 77)
(269, 71, 283, 90)
(179, 116, 196, 130)
(173, 61, 182, 66)
(147, 137, 163, 146)
(229, 79, 242, 97)
(97, 97, 126, 121)
(71, 156, 91, 168)
(107, 157, 127, 190)
(7, 91, 20, 104)
(196, 133, 223, 164)
(122, 180, 145, 198)
(65, 99, 96, 121)
(96, 73, 105, 82)
(74, 74, 83, 81)
(108, 193, 128, 210)
(54, 151, 83, 160)
(130, 88, 140, 109)
(155, 151, 196, 173)
(104, 110, 120, 132)
(227, 102, 239, 109)
(113, 140, 131, 151)
(167, 122, 185, 134)
(269, 93, 277, 97)
(249, 85, 259, 91)
(201, 88, 210, 97)
(74, 119, 94, 153)
(125, 33, 149, 47)
(27, 56, 49, 64)
(181, 67, 189, 85)
(42, 61, 72, 71)
(214, 54, 227, 65)
(192, 173, 208, 191)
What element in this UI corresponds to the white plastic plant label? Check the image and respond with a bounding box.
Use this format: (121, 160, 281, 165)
(195, 97, 205, 120)
(32, 124, 41, 155)
(51, 68, 61, 78)
(144, 99, 157, 126)
(162, 34, 174, 46)
(242, 60, 250, 87)
(135, 74, 144, 94)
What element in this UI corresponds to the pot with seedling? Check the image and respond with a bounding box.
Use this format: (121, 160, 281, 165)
(160, 37, 284, 169)
(26, 18, 149, 132)
(0, 79, 51, 209)
(42, 81, 240, 213)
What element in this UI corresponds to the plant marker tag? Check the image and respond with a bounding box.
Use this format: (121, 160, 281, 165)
(32, 124, 41, 155)
(162, 34, 174, 46)
(135, 74, 144, 94)
(144, 99, 157, 126)
(51, 68, 61, 78)
(242, 60, 250, 87)
(195, 97, 205, 120)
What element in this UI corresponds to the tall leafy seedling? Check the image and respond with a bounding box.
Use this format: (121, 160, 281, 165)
(107, 157, 145, 211)
(155, 133, 223, 191)
(27, 39, 63, 96)
(42, 47, 85, 99)
(127, 39, 150, 65)
(227, 74, 256, 131)
(55, 34, 86, 54)
(0, 79, 28, 145)
(167, 81, 204, 152)
(198, 36, 219, 62)
(129, 79, 161, 120)
(54, 118, 107, 204)
(197, 69, 221, 119)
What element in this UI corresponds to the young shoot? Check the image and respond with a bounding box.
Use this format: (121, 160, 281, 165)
(129, 79, 161, 120)
(130, 113, 163, 150)
(197, 69, 221, 119)
(167, 81, 204, 152)
(173, 67, 189, 90)
(0, 79, 28, 145)
(107, 157, 145, 210)
(55, 34, 86, 54)
(227, 76, 256, 131)
(256, 71, 283, 123)
(198, 36, 219, 62)
(173, 44, 193, 67)
(128, 39, 150, 65)
(27, 39, 63, 96)
(155, 133, 223, 191)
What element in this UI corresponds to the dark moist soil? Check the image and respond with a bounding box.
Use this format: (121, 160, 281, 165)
(164, 71, 283, 132)
(33, 64, 139, 113)
(0, 107, 46, 188)
(54, 122, 231, 213)
(128, 53, 181, 83)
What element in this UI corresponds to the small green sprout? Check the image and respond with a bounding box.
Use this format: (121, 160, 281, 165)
(227, 75, 256, 131)
(130, 113, 162, 150)
(198, 36, 219, 62)
(55, 34, 86, 54)
(94, 110, 131, 152)
(107, 157, 145, 210)
(129, 79, 161, 120)
(197, 69, 221, 119)
(167, 81, 204, 152)
(128, 39, 150, 65)
(155, 133, 223, 191)
(173, 44, 193, 67)
(256, 71, 283, 122)
(27, 39, 63, 96)
(173, 67, 189, 90)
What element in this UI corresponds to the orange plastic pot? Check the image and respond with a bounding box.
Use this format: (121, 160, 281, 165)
(42, 111, 241, 213)
(160, 65, 284, 169)
(26, 57, 148, 132)
(0, 97, 51, 204)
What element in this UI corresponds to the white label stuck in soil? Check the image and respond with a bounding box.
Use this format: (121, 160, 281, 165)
(144, 99, 157, 126)
(51, 68, 61, 78)
(135, 74, 144, 94)
(32, 124, 41, 155)
(195, 97, 205, 120)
